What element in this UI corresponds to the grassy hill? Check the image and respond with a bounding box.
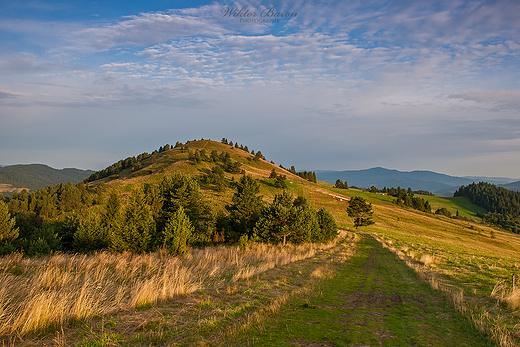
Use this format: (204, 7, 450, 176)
(90, 139, 312, 209)
(0, 164, 94, 193)
(3, 139, 520, 345)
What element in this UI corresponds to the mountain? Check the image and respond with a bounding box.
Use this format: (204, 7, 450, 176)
(501, 181, 520, 192)
(0, 164, 94, 191)
(315, 167, 518, 197)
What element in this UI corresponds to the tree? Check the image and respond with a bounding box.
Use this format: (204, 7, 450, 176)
(113, 186, 155, 253)
(274, 175, 287, 189)
(335, 179, 347, 189)
(163, 206, 193, 255)
(159, 173, 213, 245)
(316, 208, 338, 242)
(254, 191, 320, 246)
(226, 175, 263, 240)
(347, 197, 375, 229)
(73, 210, 108, 252)
(103, 192, 123, 252)
(0, 200, 19, 246)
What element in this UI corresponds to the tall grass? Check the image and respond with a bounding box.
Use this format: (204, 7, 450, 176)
(0, 242, 333, 337)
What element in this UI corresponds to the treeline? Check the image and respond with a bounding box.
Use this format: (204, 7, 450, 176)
(364, 186, 432, 213)
(278, 165, 316, 183)
(454, 182, 520, 233)
(220, 138, 265, 161)
(0, 173, 337, 256)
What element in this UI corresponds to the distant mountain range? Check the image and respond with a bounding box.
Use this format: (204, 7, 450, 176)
(315, 167, 519, 196)
(0, 164, 94, 192)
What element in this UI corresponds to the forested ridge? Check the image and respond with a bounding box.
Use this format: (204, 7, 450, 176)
(454, 182, 520, 233)
(0, 139, 338, 256)
(0, 164, 93, 191)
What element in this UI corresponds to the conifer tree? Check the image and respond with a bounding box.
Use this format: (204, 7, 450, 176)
(347, 197, 375, 229)
(103, 192, 123, 252)
(112, 187, 155, 253)
(0, 200, 18, 244)
(163, 206, 193, 255)
(73, 210, 107, 252)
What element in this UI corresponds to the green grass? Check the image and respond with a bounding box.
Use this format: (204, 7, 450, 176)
(239, 235, 493, 347)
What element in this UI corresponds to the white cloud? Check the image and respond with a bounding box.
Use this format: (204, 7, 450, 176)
(447, 90, 520, 110)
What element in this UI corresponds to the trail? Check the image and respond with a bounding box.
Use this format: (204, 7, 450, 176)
(245, 234, 494, 346)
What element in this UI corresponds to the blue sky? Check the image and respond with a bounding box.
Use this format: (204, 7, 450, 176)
(1, 0, 520, 178)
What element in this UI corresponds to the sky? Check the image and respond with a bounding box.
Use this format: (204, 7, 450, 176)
(1, 0, 519, 178)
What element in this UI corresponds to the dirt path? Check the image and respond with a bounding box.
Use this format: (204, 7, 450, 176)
(242, 234, 494, 346)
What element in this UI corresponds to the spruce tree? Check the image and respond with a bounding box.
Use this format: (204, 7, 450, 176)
(112, 187, 155, 253)
(163, 206, 193, 255)
(0, 200, 18, 244)
(103, 192, 124, 252)
(73, 210, 107, 252)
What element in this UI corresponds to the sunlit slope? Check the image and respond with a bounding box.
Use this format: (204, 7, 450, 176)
(89, 139, 312, 207)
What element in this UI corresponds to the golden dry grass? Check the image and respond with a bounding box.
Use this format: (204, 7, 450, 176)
(0, 241, 334, 338)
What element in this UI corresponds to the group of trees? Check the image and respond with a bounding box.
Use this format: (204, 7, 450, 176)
(334, 179, 348, 189)
(224, 175, 337, 246)
(0, 171, 339, 256)
(454, 182, 520, 233)
(269, 169, 288, 189)
(392, 188, 432, 213)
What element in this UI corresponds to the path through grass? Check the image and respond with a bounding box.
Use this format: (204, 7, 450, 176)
(241, 234, 493, 346)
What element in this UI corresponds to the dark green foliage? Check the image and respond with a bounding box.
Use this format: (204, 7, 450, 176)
(163, 206, 193, 255)
(316, 208, 338, 242)
(159, 173, 214, 246)
(274, 175, 288, 189)
(112, 186, 155, 253)
(293, 196, 309, 208)
(334, 179, 348, 189)
(226, 175, 263, 240)
(347, 197, 375, 229)
(0, 200, 18, 244)
(254, 191, 322, 246)
(103, 192, 123, 252)
(297, 170, 316, 183)
(254, 151, 265, 161)
(393, 188, 431, 213)
(25, 224, 62, 256)
(73, 210, 108, 252)
(269, 168, 277, 179)
(435, 207, 452, 217)
(0, 164, 93, 191)
(454, 182, 520, 232)
(200, 165, 228, 191)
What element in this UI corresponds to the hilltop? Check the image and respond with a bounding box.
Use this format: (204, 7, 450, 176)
(86, 139, 313, 206)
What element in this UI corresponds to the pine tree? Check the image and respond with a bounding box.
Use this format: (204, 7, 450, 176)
(163, 206, 193, 255)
